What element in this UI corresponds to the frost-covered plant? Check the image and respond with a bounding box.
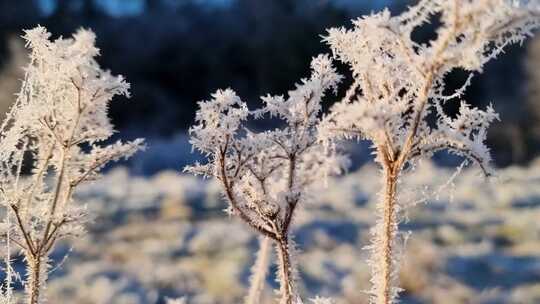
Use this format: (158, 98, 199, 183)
(321, 1, 540, 304)
(0, 26, 144, 304)
(186, 55, 346, 304)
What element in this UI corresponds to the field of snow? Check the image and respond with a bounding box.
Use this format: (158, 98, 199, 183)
(16, 160, 540, 304)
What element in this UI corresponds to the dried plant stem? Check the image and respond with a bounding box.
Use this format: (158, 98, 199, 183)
(276, 237, 294, 304)
(245, 236, 272, 304)
(26, 255, 43, 304)
(377, 166, 399, 304)
(20, 148, 66, 303)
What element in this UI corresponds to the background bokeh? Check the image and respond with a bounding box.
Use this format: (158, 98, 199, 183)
(1, 1, 540, 304)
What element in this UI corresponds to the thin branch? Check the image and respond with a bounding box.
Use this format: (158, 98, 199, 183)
(219, 136, 277, 239)
(281, 155, 298, 235)
(10, 205, 36, 256)
(410, 141, 491, 177)
(397, 0, 461, 169)
(41, 147, 68, 252)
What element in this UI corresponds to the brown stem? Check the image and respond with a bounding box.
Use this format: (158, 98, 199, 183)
(41, 148, 67, 251)
(276, 236, 294, 304)
(218, 137, 276, 239)
(282, 155, 297, 234)
(26, 255, 42, 304)
(397, 1, 460, 169)
(378, 165, 399, 304)
(11, 205, 36, 256)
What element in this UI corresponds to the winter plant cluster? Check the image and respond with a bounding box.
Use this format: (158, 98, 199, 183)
(0, 1, 539, 304)
(0, 27, 143, 303)
(189, 1, 540, 304)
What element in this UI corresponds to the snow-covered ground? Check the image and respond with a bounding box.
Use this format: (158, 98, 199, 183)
(15, 160, 540, 304)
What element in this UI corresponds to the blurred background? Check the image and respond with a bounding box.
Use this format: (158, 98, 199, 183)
(1, 0, 540, 173)
(1, 1, 540, 304)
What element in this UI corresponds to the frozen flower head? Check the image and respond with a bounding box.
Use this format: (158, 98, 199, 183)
(0, 26, 143, 185)
(323, 0, 540, 176)
(15, 26, 129, 142)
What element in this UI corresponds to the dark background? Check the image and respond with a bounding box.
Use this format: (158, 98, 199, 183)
(0, 0, 538, 174)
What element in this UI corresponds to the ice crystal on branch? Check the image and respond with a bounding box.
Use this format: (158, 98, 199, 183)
(321, 1, 540, 304)
(0, 26, 144, 304)
(186, 54, 347, 304)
